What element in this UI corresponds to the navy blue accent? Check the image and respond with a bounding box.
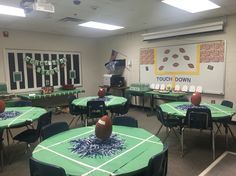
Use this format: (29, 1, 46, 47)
(0, 111, 22, 121)
(91, 97, 111, 102)
(176, 105, 208, 111)
(70, 134, 126, 158)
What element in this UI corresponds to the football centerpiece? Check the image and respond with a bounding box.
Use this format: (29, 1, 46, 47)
(70, 115, 126, 158)
(0, 100, 5, 113)
(191, 92, 201, 106)
(97, 88, 106, 98)
(95, 115, 112, 141)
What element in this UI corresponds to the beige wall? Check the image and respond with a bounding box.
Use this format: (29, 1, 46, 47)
(1, 15, 236, 106)
(0, 30, 103, 96)
(98, 14, 236, 106)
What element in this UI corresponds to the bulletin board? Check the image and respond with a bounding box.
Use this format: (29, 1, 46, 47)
(140, 40, 226, 94)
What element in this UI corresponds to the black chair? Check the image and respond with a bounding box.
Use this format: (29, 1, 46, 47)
(67, 95, 87, 126)
(41, 122, 69, 141)
(6, 100, 33, 145)
(215, 100, 234, 135)
(13, 111, 52, 150)
(184, 107, 215, 160)
(112, 116, 138, 128)
(29, 157, 66, 176)
(86, 100, 106, 126)
(220, 100, 235, 142)
(156, 105, 183, 144)
(0, 129, 4, 171)
(14, 100, 32, 107)
(110, 99, 130, 117)
(145, 144, 168, 176)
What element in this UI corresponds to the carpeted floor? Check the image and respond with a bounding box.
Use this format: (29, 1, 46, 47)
(1, 107, 236, 176)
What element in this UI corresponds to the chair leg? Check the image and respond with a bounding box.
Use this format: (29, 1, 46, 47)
(69, 117, 76, 126)
(156, 124, 163, 136)
(228, 126, 236, 142)
(0, 148, 3, 172)
(163, 128, 171, 143)
(212, 130, 215, 160)
(224, 124, 229, 147)
(6, 129, 10, 146)
(215, 122, 223, 135)
(181, 127, 184, 157)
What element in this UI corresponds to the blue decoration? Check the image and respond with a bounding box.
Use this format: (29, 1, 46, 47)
(176, 104, 208, 111)
(92, 97, 111, 102)
(70, 134, 126, 158)
(0, 111, 22, 121)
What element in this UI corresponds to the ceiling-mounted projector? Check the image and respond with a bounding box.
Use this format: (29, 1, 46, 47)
(33, 1, 55, 13)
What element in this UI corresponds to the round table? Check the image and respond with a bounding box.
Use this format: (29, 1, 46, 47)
(160, 102, 235, 121)
(72, 95, 127, 108)
(0, 106, 47, 129)
(32, 126, 163, 176)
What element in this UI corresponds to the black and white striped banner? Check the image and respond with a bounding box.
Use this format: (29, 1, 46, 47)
(5, 49, 82, 92)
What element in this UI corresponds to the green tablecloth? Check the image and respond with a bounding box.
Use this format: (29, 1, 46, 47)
(160, 102, 235, 120)
(32, 126, 163, 176)
(145, 91, 187, 100)
(0, 107, 47, 129)
(72, 95, 127, 107)
(17, 88, 85, 100)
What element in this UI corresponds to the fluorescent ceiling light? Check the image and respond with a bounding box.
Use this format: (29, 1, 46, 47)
(79, 21, 124, 30)
(162, 0, 220, 13)
(0, 4, 25, 17)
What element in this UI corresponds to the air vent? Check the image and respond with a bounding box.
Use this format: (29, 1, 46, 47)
(59, 17, 84, 23)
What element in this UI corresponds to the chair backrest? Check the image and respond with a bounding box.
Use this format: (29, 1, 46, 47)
(36, 111, 52, 134)
(41, 122, 69, 141)
(146, 144, 168, 176)
(110, 99, 130, 115)
(112, 116, 138, 128)
(185, 108, 212, 129)
(156, 105, 169, 127)
(67, 95, 77, 115)
(14, 100, 32, 107)
(87, 100, 106, 118)
(221, 100, 233, 108)
(29, 157, 66, 176)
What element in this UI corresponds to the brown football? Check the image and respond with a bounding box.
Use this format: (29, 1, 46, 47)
(95, 115, 112, 141)
(98, 88, 106, 98)
(191, 92, 201, 106)
(0, 100, 6, 113)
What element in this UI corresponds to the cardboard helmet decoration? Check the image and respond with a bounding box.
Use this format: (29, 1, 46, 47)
(0, 100, 6, 113)
(191, 92, 201, 106)
(95, 115, 112, 141)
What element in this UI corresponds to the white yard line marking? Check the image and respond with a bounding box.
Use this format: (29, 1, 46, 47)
(8, 108, 35, 127)
(203, 103, 233, 116)
(37, 145, 114, 176)
(33, 129, 94, 153)
(82, 135, 157, 176)
(166, 104, 185, 116)
(114, 132, 162, 145)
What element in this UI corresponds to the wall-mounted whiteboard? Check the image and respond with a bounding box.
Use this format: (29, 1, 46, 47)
(140, 40, 226, 94)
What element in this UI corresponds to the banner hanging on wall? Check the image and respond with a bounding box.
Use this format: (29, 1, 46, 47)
(23, 56, 67, 75)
